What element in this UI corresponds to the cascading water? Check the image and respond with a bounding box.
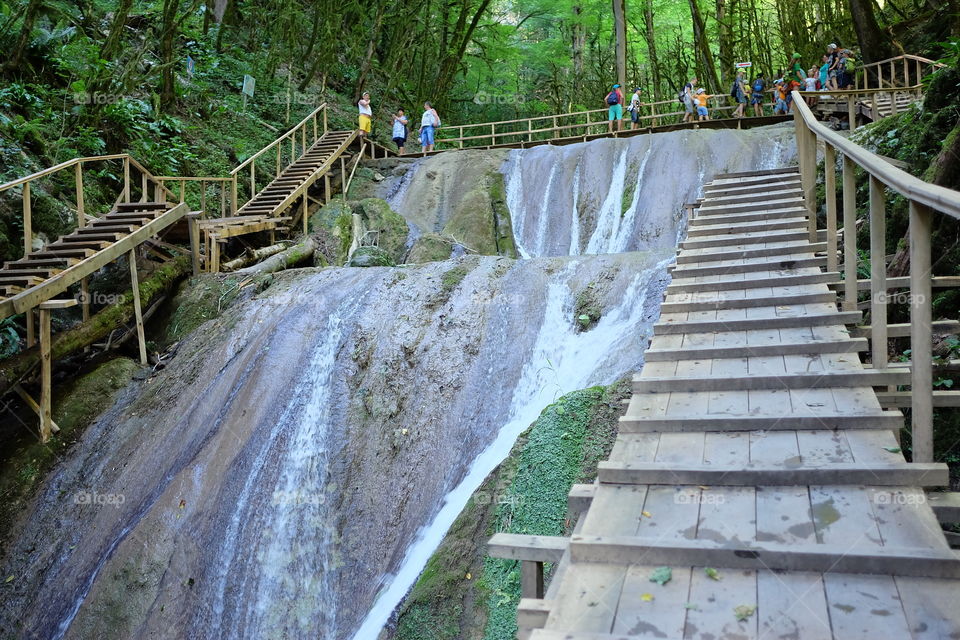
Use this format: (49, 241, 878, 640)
(1, 125, 796, 640)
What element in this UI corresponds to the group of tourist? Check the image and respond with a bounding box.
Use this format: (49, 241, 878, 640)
(359, 43, 859, 152)
(357, 92, 441, 155)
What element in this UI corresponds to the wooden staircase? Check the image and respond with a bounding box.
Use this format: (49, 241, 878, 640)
(0, 200, 190, 319)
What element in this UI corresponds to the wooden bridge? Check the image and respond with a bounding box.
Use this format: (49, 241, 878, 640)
(488, 90, 960, 638)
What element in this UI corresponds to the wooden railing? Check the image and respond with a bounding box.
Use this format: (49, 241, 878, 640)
(792, 89, 960, 462)
(153, 176, 234, 219)
(798, 84, 924, 130)
(428, 96, 740, 150)
(0, 154, 176, 258)
(228, 102, 328, 213)
(857, 54, 946, 90)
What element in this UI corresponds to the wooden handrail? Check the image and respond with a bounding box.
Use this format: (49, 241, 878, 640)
(860, 53, 943, 70)
(0, 154, 129, 192)
(231, 102, 327, 175)
(792, 88, 960, 465)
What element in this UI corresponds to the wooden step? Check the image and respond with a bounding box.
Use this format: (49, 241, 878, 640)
(78, 224, 136, 234)
(697, 197, 806, 217)
(115, 201, 169, 211)
(597, 460, 947, 486)
(669, 255, 826, 278)
(632, 368, 908, 392)
(653, 310, 862, 334)
(60, 233, 123, 242)
(689, 208, 808, 226)
(659, 291, 836, 313)
(0, 268, 62, 278)
(618, 411, 904, 433)
(665, 271, 840, 294)
(676, 242, 825, 264)
(680, 230, 810, 249)
(28, 248, 96, 259)
(0, 275, 45, 287)
(48, 239, 112, 250)
(5, 257, 69, 268)
(642, 337, 867, 361)
(702, 178, 802, 199)
(685, 217, 807, 238)
(697, 188, 802, 208)
(713, 167, 801, 180)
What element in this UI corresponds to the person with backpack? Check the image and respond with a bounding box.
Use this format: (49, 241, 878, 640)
(681, 76, 697, 123)
(731, 71, 748, 118)
(628, 87, 643, 130)
(392, 108, 409, 155)
(419, 101, 441, 153)
(605, 84, 624, 133)
(750, 74, 766, 116)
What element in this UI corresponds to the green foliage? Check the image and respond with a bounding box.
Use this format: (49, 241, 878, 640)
(0, 317, 21, 358)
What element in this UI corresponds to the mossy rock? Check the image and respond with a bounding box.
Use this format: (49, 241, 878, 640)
(348, 246, 395, 267)
(355, 198, 409, 264)
(52, 357, 140, 432)
(309, 200, 352, 235)
(488, 171, 517, 258)
(442, 187, 499, 256)
(407, 233, 453, 263)
(574, 283, 603, 331)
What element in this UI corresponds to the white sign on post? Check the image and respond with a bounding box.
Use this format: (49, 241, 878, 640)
(242, 75, 256, 97)
(735, 62, 752, 69)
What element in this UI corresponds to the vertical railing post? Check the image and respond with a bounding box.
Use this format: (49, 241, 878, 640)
(39, 304, 52, 442)
(276, 145, 281, 177)
(128, 249, 147, 366)
(75, 163, 85, 228)
(231, 175, 238, 215)
(200, 180, 207, 215)
(910, 200, 934, 462)
(22, 180, 32, 256)
(824, 144, 838, 273)
(520, 560, 545, 598)
(179, 180, 185, 204)
(250, 160, 256, 200)
(847, 97, 857, 131)
(869, 176, 888, 372)
(122, 156, 131, 202)
(323, 106, 328, 134)
(187, 212, 201, 276)
(795, 102, 817, 243)
(842, 155, 858, 312)
(140, 172, 147, 203)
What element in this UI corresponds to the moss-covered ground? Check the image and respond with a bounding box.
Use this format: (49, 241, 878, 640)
(392, 378, 631, 640)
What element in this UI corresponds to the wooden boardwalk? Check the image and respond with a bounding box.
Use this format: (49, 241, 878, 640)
(490, 167, 960, 639)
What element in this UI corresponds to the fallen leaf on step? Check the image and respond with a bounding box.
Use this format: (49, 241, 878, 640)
(650, 567, 672, 585)
(641, 593, 654, 602)
(685, 602, 699, 610)
(641, 510, 652, 518)
(466, 572, 472, 580)
(883, 446, 902, 453)
(734, 604, 756, 621)
(4, 575, 13, 583)
(705, 567, 721, 581)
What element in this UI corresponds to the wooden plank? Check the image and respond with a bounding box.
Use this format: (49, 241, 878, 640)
(517, 598, 551, 631)
(876, 391, 960, 407)
(619, 412, 903, 433)
(643, 338, 867, 361)
(680, 230, 811, 250)
(596, 461, 948, 487)
(653, 311, 861, 335)
(675, 241, 826, 263)
(670, 256, 827, 278)
(542, 564, 626, 633)
(633, 369, 907, 393)
(487, 533, 568, 562)
(568, 535, 960, 578)
(568, 484, 596, 516)
(665, 272, 840, 293)
(128, 249, 147, 366)
(660, 291, 835, 313)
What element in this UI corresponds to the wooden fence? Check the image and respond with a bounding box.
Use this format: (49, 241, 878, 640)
(793, 90, 960, 462)
(857, 54, 946, 90)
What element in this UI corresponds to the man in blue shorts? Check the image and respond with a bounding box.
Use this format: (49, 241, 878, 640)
(606, 84, 624, 133)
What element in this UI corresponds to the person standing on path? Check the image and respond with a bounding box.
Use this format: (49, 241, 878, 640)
(357, 92, 372, 138)
(694, 88, 711, 121)
(682, 76, 697, 123)
(628, 87, 643, 130)
(420, 101, 441, 153)
(750, 74, 766, 117)
(732, 71, 748, 118)
(606, 84, 624, 133)
(391, 108, 408, 155)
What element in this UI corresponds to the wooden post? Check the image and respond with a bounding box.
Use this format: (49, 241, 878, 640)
(39, 305, 51, 442)
(179, 180, 186, 204)
(796, 111, 817, 242)
(140, 172, 148, 202)
(122, 156, 130, 202)
(75, 164, 85, 228)
(23, 180, 32, 256)
(80, 278, 90, 321)
(276, 145, 281, 177)
(25, 307, 35, 348)
(842, 155, 858, 312)
(312, 113, 318, 143)
(458, 126, 464, 150)
(231, 175, 238, 214)
(250, 160, 256, 199)
(302, 191, 308, 236)
(869, 176, 888, 372)
(324, 174, 331, 203)
(200, 180, 207, 215)
(910, 200, 934, 462)
(527, 119, 533, 142)
(187, 213, 201, 276)
(890, 90, 898, 116)
(871, 93, 878, 121)
(824, 144, 838, 273)
(211, 236, 221, 273)
(491, 123, 495, 146)
(553, 116, 559, 139)
(291, 135, 296, 163)
(340, 157, 346, 201)
(903, 57, 909, 86)
(847, 96, 857, 131)
(302, 125, 306, 153)
(889, 61, 895, 87)
(128, 249, 147, 366)
(323, 107, 328, 134)
(520, 560, 545, 598)
(220, 182, 226, 217)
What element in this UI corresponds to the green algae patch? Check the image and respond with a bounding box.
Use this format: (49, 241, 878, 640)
(393, 379, 631, 640)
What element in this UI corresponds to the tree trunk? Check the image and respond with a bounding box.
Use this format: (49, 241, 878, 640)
(4, 0, 43, 73)
(715, 0, 734, 88)
(571, 5, 585, 99)
(355, 5, 385, 101)
(237, 236, 317, 274)
(689, 0, 721, 92)
(159, 0, 178, 112)
(850, 0, 893, 63)
(612, 0, 627, 91)
(99, 0, 134, 61)
(643, 0, 662, 100)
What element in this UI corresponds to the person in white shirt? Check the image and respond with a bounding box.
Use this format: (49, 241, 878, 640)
(628, 88, 642, 130)
(391, 108, 409, 155)
(419, 101, 440, 153)
(357, 92, 372, 138)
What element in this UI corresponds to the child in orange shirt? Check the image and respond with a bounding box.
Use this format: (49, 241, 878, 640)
(695, 88, 711, 121)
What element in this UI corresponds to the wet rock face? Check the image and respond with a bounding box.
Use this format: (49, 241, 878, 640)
(1, 250, 670, 640)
